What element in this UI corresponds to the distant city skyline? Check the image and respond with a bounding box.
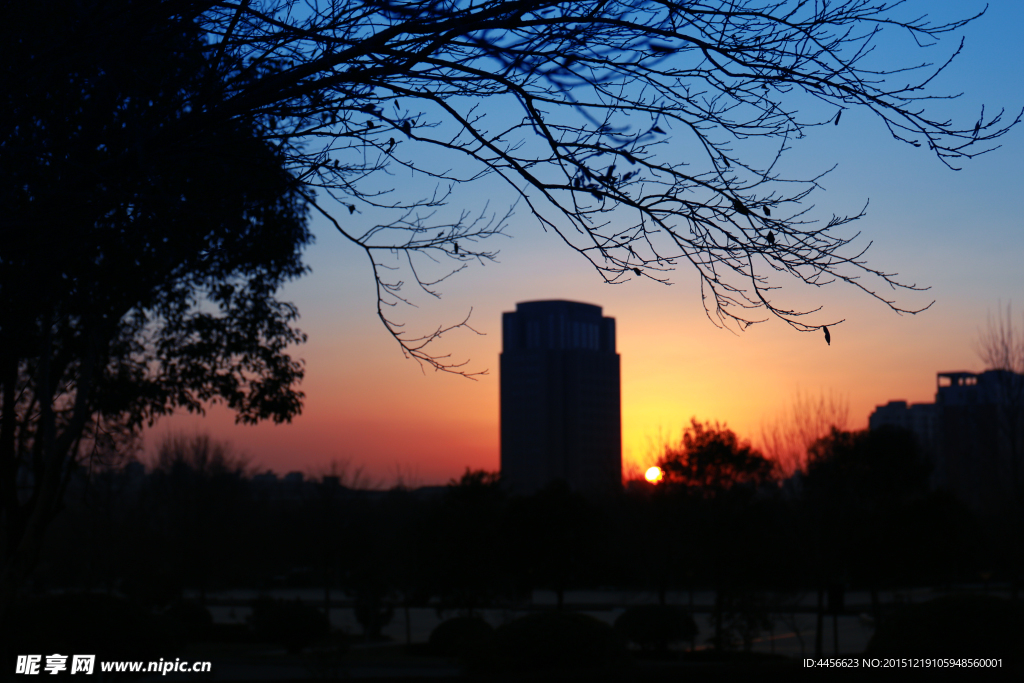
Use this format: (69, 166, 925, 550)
(145, 1, 1024, 485)
(871, 368, 1024, 516)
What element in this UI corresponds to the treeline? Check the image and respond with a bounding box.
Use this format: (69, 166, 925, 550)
(31, 424, 1011, 650)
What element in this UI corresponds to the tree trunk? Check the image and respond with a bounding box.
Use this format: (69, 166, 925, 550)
(832, 611, 839, 654)
(0, 324, 99, 630)
(814, 586, 824, 658)
(689, 584, 696, 651)
(0, 352, 19, 630)
(323, 548, 331, 619)
(713, 588, 724, 651)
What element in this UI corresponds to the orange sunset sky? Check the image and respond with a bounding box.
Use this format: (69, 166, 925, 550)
(147, 1, 1024, 486)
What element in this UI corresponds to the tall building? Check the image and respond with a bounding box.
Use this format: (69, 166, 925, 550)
(500, 300, 622, 495)
(869, 370, 1024, 515)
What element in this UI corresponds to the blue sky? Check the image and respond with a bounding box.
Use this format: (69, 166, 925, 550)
(150, 0, 1024, 485)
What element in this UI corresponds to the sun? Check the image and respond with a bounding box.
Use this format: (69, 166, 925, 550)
(644, 466, 664, 484)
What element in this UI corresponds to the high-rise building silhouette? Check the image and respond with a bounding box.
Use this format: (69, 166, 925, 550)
(500, 300, 621, 495)
(870, 369, 1024, 516)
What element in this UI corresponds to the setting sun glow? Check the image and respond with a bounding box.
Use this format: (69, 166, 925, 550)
(644, 466, 664, 484)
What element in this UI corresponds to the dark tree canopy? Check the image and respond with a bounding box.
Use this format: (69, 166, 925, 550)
(806, 425, 930, 507)
(0, 0, 311, 620)
(658, 418, 775, 491)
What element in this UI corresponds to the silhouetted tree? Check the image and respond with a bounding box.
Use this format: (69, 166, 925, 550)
(802, 426, 933, 653)
(423, 470, 510, 615)
(505, 480, 605, 609)
(250, 596, 330, 654)
(342, 487, 432, 644)
(146, 434, 254, 604)
(760, 389, 850, 477)
(1, 1, 310, 626)
(25, 0, 1009, 373)
(656, 419, 777, 650)
(191, 0, 1021, 356)
(659, 418, 776, 492)
(618, 484, 695, 607)
(974, 303, 1024, 596)
(806, 426, 930, 508)
(379, 489, 434, 646)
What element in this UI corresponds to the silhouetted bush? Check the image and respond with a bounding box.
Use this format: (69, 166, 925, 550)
(481, 612, 628, 672)
(7, 593, 182, 662)
(164, 599, 213, 643)
(306, 630, 351, 678)
(249, 597, 329, 654)
(614, 605, 697, 652)
(429, 616, 494, 657)
(866, 595, 1024, 661)
(710, 590, 774, 652)
(353, 591, 394, 640)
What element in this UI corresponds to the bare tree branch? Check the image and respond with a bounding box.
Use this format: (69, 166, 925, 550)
(195, 0, 1017, 367)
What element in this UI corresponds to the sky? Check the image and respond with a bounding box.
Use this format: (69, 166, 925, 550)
(147, 1, 1024, 486)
